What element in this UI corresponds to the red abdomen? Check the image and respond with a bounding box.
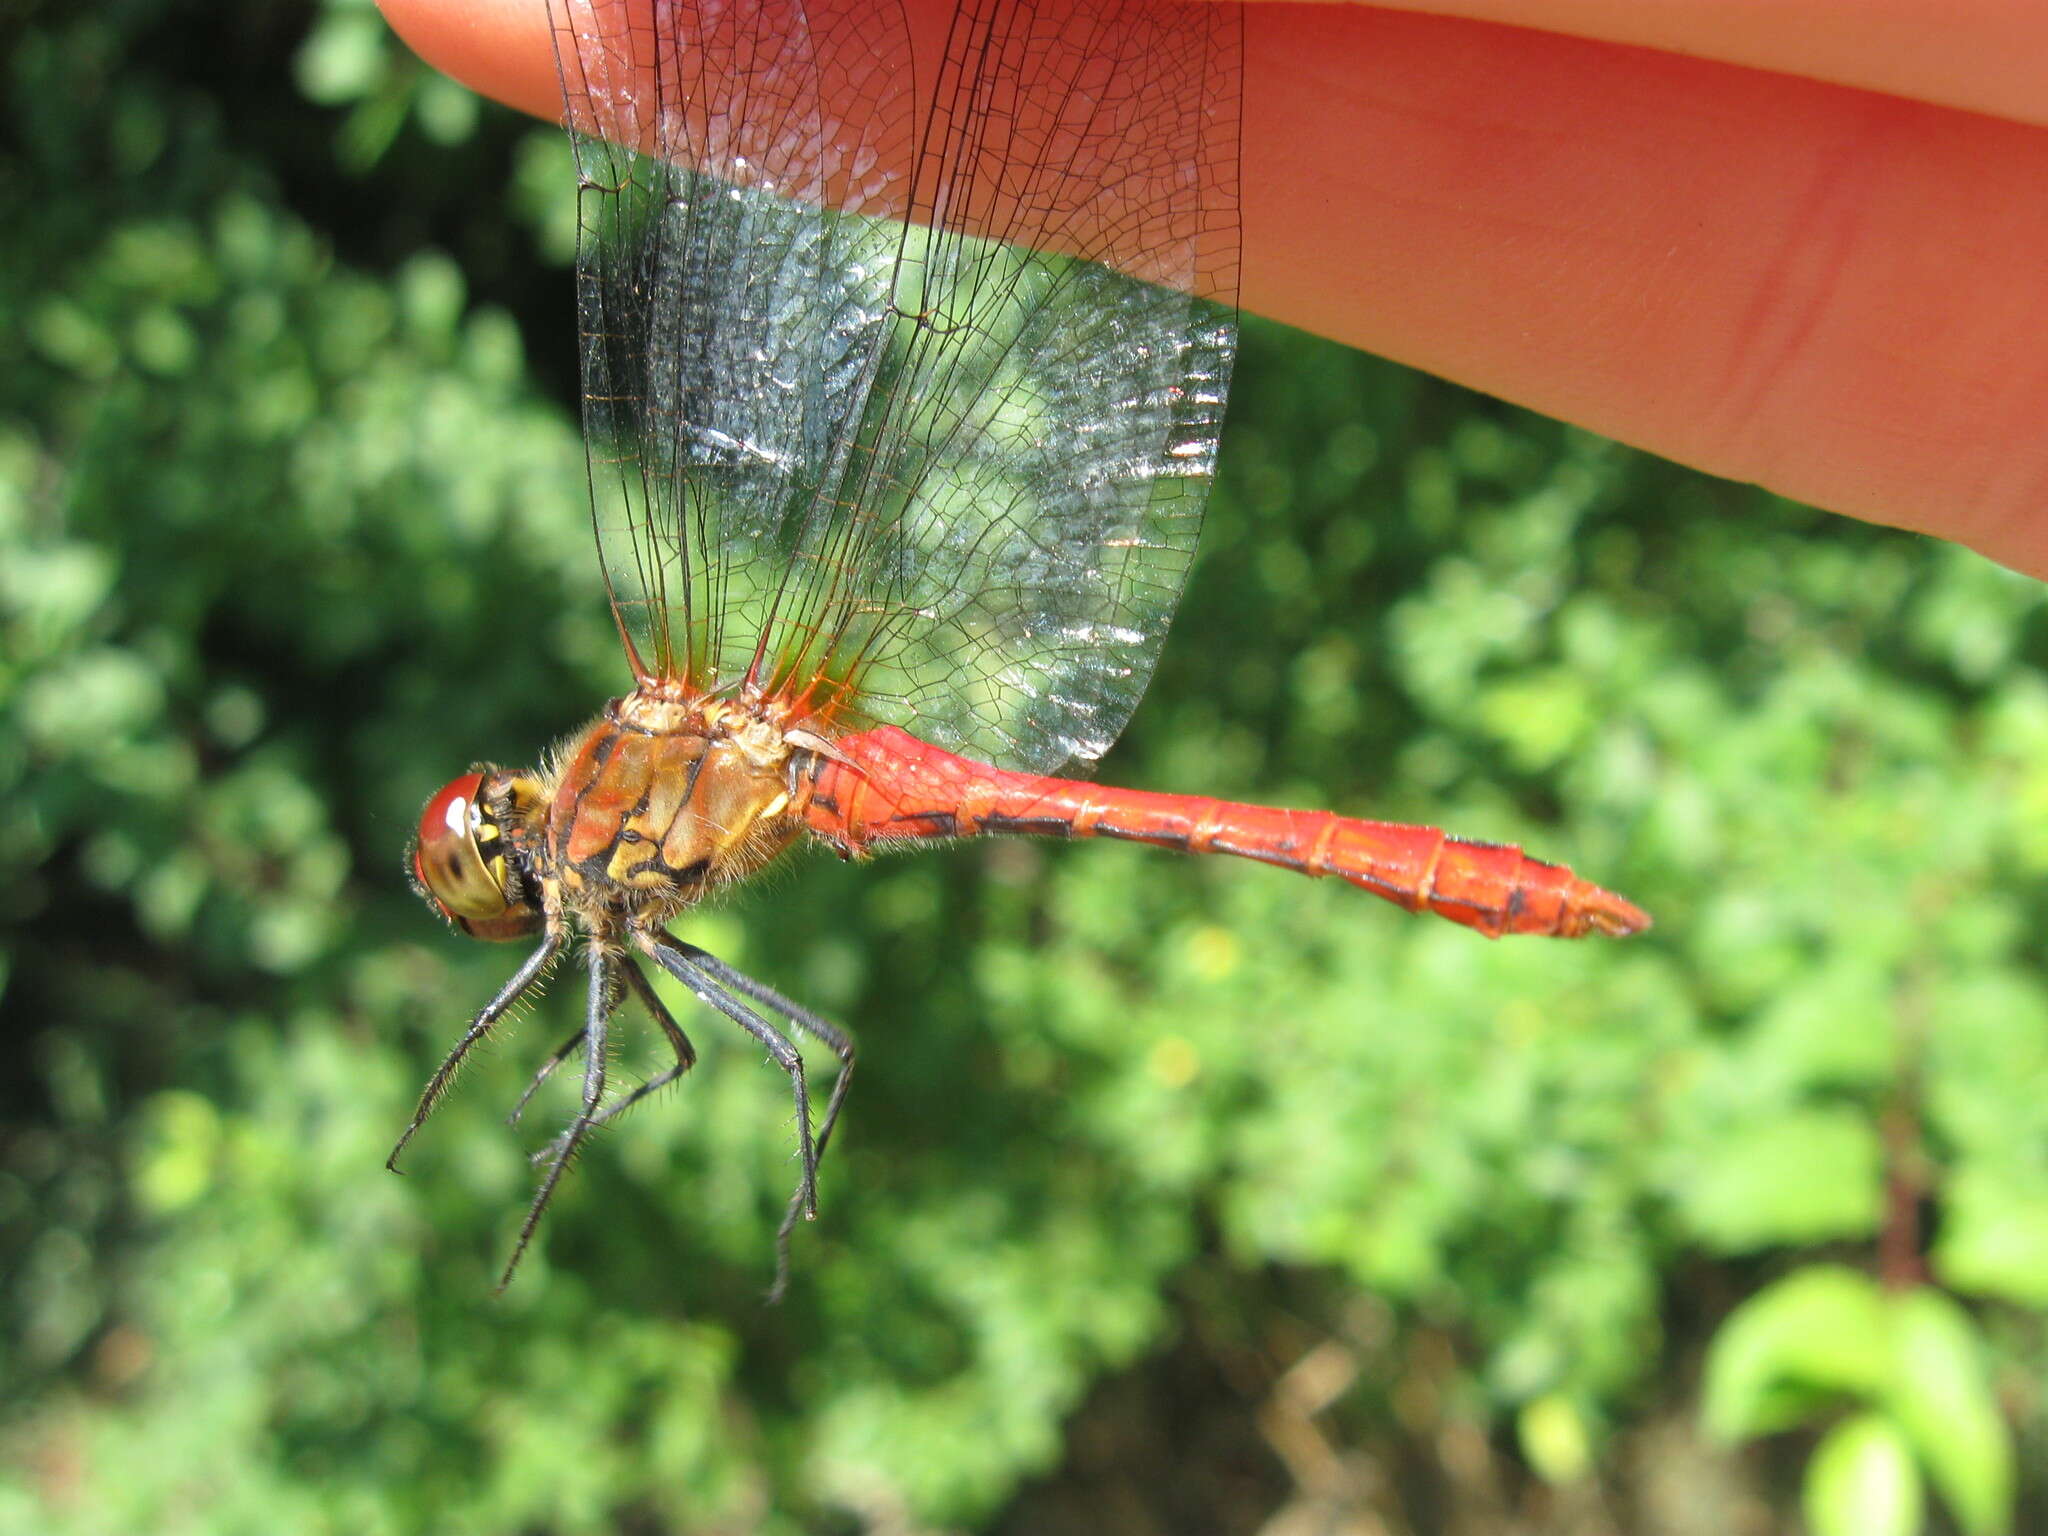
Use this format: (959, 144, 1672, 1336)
(804, 727, 1647, 939)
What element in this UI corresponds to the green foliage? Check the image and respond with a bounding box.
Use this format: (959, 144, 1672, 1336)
(1883, 1288, 2015, 1536)
(3, 1, 2046, 1531)
(1704, 1266, 1893, 1438)
(1706, 1271, 2013, 1535)
(1805, 1414, 1923, 1536)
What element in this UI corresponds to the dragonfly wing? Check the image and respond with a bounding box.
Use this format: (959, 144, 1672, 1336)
(553, 0, 1240, 773)
(553, 0, 916, 688)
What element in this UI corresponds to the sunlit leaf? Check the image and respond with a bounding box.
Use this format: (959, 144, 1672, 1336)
(1803, 1413, 1923, 1536)
(1934, 1164, 2048, 1309)
(1703, 1267, 1887, 1440)
(1672, 1109, 1884, 1252)
(1882, 1288, 2014, 1536)
(1518, 1393, 1594, 1485)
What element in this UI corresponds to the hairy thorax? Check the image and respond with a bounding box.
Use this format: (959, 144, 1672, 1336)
(521, 688, 825, 932)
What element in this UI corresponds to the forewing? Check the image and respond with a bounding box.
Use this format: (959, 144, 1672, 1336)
(554, 0, 1240, 772)
(552, 0, 914, 688)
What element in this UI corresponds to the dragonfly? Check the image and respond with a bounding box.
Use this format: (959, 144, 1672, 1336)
(400, 0, 1649, 1293)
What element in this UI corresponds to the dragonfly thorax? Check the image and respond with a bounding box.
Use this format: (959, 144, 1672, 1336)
(541, 691, 822, 930)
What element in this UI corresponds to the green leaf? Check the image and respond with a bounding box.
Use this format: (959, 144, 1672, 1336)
(131, 1089, 223, 1216)
(1803, 1413, 1923, 1536)
(1933, 1163, 2048, 1308)
(1743, 961, 1898, 1091)
(1882, 1289, 2013, 1536)
(1675, 1108, 1884, 1251)
(1703, 1266, 1887, 1440)
(292, 7, 388, 106)
(1476, 667, 1594, 771)
(1518, 1393, 1594, 1484)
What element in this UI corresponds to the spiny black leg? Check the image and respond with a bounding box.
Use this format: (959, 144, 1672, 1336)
(641, 935, 816, 1210)
(388, 930, 561, 1172)
(623, 956, 697, 1075)
(512, 967, 652, 1129)
(526, 959, 699, 1163)
(499, 942, 611, 1292)
(670, 940, 855, 1155)
(509, 1024, 585, 1128)
(641, 931, 816, 1300)
(667, 938, 857, 1292)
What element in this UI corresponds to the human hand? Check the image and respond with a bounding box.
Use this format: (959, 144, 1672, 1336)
(378, 0, 2048, 578)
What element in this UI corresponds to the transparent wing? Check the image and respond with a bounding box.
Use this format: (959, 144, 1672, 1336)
(552, 0, 1239, 772)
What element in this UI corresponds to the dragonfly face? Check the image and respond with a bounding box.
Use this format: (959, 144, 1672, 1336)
(409, 769, 544, 943)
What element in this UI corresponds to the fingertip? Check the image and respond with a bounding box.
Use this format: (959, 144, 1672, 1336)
(377, 0, 561, 123)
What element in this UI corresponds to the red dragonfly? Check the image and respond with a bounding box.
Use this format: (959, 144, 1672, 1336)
(401, 0, 1647, 1291)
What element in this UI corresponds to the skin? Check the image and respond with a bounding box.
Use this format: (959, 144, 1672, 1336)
(376, 0, 2048, 579)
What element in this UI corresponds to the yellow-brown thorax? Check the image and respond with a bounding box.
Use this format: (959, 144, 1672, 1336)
(541, 689, 818, 927)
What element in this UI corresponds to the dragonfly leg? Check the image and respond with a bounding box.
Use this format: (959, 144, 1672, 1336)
(510, 962, 672, 1132)
(388, 927, 562, 1172)
(604, 957, 700, 1121)
(668, 940, 856, 1157)
(500, 941, 611, 1291)
(525, 959, 699, 1160)
(509, 1023, 585, 1128)
(640, 931, 819, 1301)
(667, 938, 856, 1300)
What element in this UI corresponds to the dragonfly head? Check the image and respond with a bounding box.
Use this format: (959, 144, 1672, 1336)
(409, 770, 543, 942)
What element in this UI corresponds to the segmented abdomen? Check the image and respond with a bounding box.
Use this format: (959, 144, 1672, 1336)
(804, 727, 1648, 938)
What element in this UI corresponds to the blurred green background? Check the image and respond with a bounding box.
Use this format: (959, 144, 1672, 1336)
(4, 1, 2046, 1531)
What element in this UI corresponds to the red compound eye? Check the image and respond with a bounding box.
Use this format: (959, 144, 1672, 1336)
(410, 772, 540, 942)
